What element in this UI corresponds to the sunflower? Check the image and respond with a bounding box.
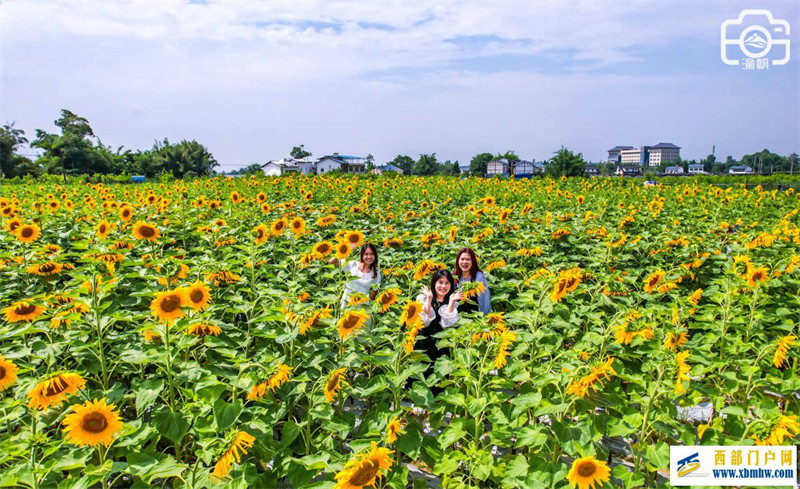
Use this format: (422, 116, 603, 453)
(27, 373, 86, 410)
(256, 192, 267, 203)
(344, 230, 364, 248)
(347, 293, 369, 307)
(686, 288, 703, 306)
(182, 281, 211, 311)
(2, 301, 46, 322)
(675, 350, 691, 394)
(16, 223, 41, 243)
(337, 310, 369, 339)
(290, 217, 306, 235)
(313, 241, 334, 257)
(5, 217, 22, 233)
(0, 355, 19, 391)
(324, 368, 348, 402)
(260, 203, 271, 214)
(298, 307, 331, 335)
(62, 398, 123, 447)
(132, 222, 160, 242)
(334, 442, 394, 489)
(461, 281, 486, 300)
(26, 262, 63, 276)
(643, 270, 665, 293)
(253, 224, 269, 244)
(376, 288, 401, 313)
(119, 206, 133, 221)
(247, 364, 292, 401)
(214, 431, 255, 478)
(96, 220, 113, 239)
(149, 289, 188, 323)
(270, 218, 287, 236)
(566, 456, 611, 489)
(745, 265, 770, 287)
(187, 323, 222, 337)
(495, 329, 516, 369)
(399, 301, 423, 327)
(566, 357, 616, 399)
(386, 417, 404, 444)
(317, 215, 337, 227)
(773, 335, 796, 368)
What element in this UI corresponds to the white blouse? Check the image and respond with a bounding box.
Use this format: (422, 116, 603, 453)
(342, 261, 381, 306)
(415, 293, 459, 328)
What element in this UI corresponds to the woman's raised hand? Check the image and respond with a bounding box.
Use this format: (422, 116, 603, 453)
(421, 286, 433, 301)
(449, 291, 463, 304)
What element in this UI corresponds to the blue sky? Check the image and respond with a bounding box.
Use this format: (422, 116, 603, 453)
(1, 0, 798, 170)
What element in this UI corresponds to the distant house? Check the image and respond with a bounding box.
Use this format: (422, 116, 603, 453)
(294, 158, 316, 175)
(261, 158, 299, 176)
(372, 164, 403, 175)
(585, 165, 599, 176)
(647, 143, 681, 166)
(131, 175, 146, 183)
(729, 166, 754, 175)
(459, 165, 470, 175)
(664, 166, 684, 175)
(615, 165, 642, 176)
(487, 158, 511, 177)
(316, 153, 367, 174)
(688, 164, 705, 175)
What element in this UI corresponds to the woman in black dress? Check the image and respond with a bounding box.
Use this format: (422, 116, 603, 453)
(415, 269, 462, 395)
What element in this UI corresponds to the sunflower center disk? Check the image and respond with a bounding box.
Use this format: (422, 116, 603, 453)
(577, 461, 597, 477)
(190, 290, 204, 303)
(81, 412, 109, 433)
(43, 378, 68, 396)
(140, 227, 155, 237)
(21, 228, 34, 238)
(16, 304, 36, 315)
(161, 296, 181, 313)
(0, 366, 6, 379)
(349, 460, 379, 486)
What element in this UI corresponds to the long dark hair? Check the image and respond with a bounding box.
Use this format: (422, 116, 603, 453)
(430, 269, 455, 306)
(360, 243, 379, 278)
(453, 247, 481, 282)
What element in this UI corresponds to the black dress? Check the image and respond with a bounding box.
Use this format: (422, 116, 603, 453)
(415, 300, 450, 395)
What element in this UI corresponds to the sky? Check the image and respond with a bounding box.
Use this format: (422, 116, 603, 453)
(1, 0, 799, 171)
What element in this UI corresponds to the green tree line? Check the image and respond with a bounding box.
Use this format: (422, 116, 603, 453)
(1, 110, 218, 179)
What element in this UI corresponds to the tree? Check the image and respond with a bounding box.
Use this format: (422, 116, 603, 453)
(365, 154, 375, 172)
(390, 155, 414, 175)
(149, 139, 218, 178)
(701, 154, 716, 173)
(413, 153, 438, 176)
(449, 160, 461, 175)
(228, 163, 263, 175)
(547, 146, 586, 177)
(0, 122, 40, 178)
(290, 144, 312, 159)
(31, 110, 114, 175)
(470, 152, 493, 177)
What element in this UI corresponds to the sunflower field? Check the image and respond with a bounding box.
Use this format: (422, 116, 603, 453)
(0, 175, 798, 489)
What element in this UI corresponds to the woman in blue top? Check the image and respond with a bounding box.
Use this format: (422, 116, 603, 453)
(453, 247, 491, 315)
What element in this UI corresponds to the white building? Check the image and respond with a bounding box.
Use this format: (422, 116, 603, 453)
(688, 164, 705, 175)
(664, 166, 684, 175)
(315, 154, 367, 174)
(729, 166, 754, 175)
(261, 158, 299, 176)
(620, 149, 642, 164)
(607, 146, 635, 163)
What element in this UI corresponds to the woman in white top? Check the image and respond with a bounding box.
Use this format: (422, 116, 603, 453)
(414, 269, 462, 395)
(330, 243, 381, 310)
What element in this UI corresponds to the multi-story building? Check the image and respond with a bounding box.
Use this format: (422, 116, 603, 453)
(646, 143, 681, 166)
(607, 146, 635, 163)
(608, 142, 681, 167)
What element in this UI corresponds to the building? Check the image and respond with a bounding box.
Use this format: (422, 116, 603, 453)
(486, 158, 511, 177)
(729, 166, 754, 175)
(371, 164, 403, 175)
(608, 146, 635, 163)
(647, 143, 681, 166)
(620, 149, 643, 165)
(688, 164, 705, 175)
(664, 166, 684, 175)
(316, 153, 367, 174)
(615, 165, 643, 176)
(294, 158, 316, 175)
(608, 142, 681, 166)
(261, 158, 300, 176)
(585, 164, 599, 176)
(459, 165, 470, 175)
(513, 160, 545, 177)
